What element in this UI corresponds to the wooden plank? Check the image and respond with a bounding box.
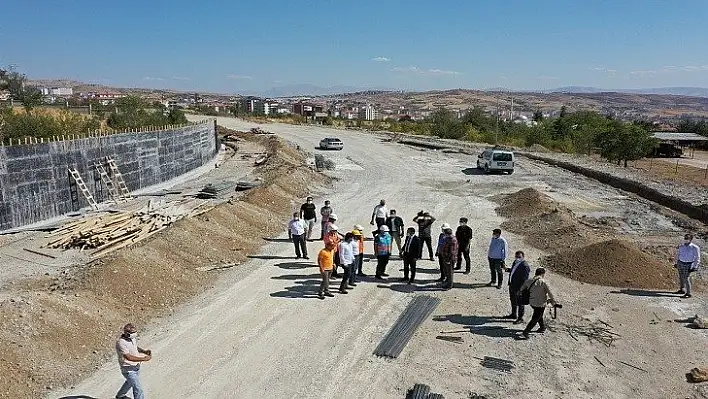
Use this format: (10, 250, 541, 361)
(23, 248, 58, 259)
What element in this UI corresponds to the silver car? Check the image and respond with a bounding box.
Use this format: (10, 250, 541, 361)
(319, 137, 344, 150)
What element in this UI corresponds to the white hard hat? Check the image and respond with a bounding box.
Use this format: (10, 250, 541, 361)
(330, 224, 339, 231)
(380, 225, 390, 232)
(329, 213, 338, 220)
(441, 223, 451, 230)
(354, 224, 363, 230)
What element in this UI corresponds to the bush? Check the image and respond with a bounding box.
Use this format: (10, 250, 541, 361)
(314, 154, 336, 170)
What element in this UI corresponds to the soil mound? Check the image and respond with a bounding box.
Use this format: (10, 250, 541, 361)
(528, 144, 550, 153)
(502, 207, 597, 251)
(495, 188, 557, 218)
(544, 239, 675, 289)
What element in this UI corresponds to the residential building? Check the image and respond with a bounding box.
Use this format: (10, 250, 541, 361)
(358, 104, 378, 121)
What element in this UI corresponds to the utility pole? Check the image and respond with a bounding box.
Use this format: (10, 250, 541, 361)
(495, 93, 500, 145)
(510, 95, 514, 120)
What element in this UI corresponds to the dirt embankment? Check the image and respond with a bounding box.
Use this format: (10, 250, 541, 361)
(495, 188, 676, 289)
(0, 127, 330, 398)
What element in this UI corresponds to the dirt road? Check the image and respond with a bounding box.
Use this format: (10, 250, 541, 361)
(57, 118, 708, 399)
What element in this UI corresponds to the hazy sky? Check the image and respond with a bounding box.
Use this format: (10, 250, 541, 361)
(2, 0, 707, 93)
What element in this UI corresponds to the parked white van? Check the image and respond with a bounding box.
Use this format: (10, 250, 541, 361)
(476, 148, 515, 174)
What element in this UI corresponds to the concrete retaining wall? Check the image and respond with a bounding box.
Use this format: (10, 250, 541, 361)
(519, 153, 708, 224)
(0, 120, 218, 230)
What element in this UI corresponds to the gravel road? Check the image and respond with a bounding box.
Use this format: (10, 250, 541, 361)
(57, 117, 708, 399)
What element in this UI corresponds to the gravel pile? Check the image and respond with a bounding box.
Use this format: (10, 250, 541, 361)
(543, 239, 675, 289)
(526, 151, 708, 206)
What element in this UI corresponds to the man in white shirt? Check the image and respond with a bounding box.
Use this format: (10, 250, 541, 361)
(115, 323, 152, 399)
(288, 212, 308, 259)
(338, 233, 356, 294)
(370, 199, 389, 229)
(675, 233, 701, 298)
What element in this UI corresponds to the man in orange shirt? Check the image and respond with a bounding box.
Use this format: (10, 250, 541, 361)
(324, 224, 342, 278)
(318, 241, 336, 299)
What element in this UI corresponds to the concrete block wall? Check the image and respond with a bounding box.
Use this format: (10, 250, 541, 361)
(0, 120, 218, 230)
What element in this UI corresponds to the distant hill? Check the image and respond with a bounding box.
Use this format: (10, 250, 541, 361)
(548, 86, 708, 97)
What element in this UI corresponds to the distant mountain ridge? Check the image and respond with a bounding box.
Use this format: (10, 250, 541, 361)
(546, 86, 708, 97)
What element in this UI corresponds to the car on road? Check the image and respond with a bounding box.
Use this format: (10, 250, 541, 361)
(477, 148, 515, 174)
(319, 137, 344, 150)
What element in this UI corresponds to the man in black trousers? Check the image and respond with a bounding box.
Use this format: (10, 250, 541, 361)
(505, 250, 530, 324)
(401, 227, 422, 284)
(455, 217, 473, 273)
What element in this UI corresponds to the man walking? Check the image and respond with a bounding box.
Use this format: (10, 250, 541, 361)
(300, 196, 317, 241)
(338, 232, 356, 294)
(402, 227, 422, 284)
(386, 209, 405, 256)
(115, 323, 151, 399)
(414, 211, 436, 260)
(505, 250, 530, 324)
(487, 228, 508, 289)
(438, 224, 458, 290)
(288, 212, 308, 259)
(519, 268, 556, 339)
(455, 217, 473, 273)
(320, 200, 333, 240)
(675, 233, 701, 298)
(370, 199, 389, 229)
(318, 241, 336, 299)
(375, 225, 393, 280)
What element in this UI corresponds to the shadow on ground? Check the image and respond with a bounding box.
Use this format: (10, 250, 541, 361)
(433, 314, 519, 339)
(58, 396, 98, 399)
(270, 279, 322, 299)
(273, 261, 314, 270)
(609, 289, 678, 298)
(461, 167, 485, 176)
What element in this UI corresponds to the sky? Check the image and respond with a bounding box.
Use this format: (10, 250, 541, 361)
(1, 0, 708, 94)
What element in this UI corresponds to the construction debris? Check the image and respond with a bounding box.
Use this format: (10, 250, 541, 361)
(405, 383, 445, 399)
(687, 367, 708, 383)
(314, 154, 336, 170)
(250, 127, 273, 135)
(435, 335, 463, 344)
(476, 356, 515, 373)
(43, 198, 211, 258)
(374, 295, 441, 358)
(564, 323, 620, 347)
(254, 154, 268, 166)
(22, 248, 57, 259)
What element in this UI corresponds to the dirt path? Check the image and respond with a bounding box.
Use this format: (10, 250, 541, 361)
(57, 117, 708, 399)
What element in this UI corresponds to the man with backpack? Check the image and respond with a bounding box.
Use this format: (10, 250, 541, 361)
(519, 267, 556, 339)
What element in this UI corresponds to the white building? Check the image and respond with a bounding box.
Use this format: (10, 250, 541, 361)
(358, 105, 378, 121)
(39, 87, 73, 96)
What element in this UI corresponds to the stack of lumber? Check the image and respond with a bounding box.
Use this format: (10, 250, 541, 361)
(44, 198, 213, 258)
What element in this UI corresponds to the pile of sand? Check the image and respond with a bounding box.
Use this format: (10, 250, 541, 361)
(543, 239, 675, 289)
(503, 208, 598, 252)
(495, 188, 558, 218)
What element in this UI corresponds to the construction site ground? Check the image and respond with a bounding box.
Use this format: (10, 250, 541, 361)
(1, 117, 705, 398)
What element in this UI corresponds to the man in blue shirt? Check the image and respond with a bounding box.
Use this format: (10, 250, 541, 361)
(487, 228, 508, 289)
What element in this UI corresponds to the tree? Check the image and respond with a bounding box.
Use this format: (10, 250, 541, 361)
(430, 108, 466, 139)
(596, 121, 657, 167)
(532, 109, 544, 122)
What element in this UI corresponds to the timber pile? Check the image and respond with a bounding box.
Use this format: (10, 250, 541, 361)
(43, 199, 212, 258)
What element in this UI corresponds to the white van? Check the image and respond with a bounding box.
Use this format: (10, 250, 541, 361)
(476, 148, 515, 174)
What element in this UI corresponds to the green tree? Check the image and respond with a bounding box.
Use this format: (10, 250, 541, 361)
(430, 108, 466, 139)
(596, 121, 657, 167)
(532, 109, 544, 122)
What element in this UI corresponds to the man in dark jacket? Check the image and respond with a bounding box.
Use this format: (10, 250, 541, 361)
(438, 224, 458, 290)
(401, 227, 422, 284)
(413, 211, 436, 260)
(505, 250, 531, 324)
(386, 209, 405, 257)
(455, 217, 473, 273)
